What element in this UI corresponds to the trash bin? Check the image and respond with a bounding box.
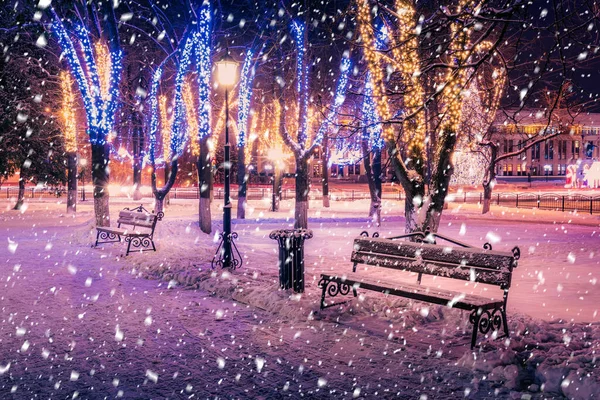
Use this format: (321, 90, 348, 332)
(269, 229, 313, 293)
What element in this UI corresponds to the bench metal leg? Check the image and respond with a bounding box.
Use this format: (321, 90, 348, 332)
(470, 307, 506, 348)
(470, 309, 482, 349)
(95, 231, 121, 247)
(123, 236, 155, 256)
(318, 277, 354, 309)
(319, 278, 329, 309)
(501, 308, 509, 339)
(125, 237, 133, 256)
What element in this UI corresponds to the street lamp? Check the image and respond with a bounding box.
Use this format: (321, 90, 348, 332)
(211, 51, 241, 269)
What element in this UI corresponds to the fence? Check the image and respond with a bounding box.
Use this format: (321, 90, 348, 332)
(447, 192, 600, 214)
(3, 185, 600, 214)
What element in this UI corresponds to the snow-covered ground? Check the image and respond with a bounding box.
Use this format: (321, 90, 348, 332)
(1, 196, 600, 399)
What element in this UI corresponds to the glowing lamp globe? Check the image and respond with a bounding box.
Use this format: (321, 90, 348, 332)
(217, 53, 238, 87)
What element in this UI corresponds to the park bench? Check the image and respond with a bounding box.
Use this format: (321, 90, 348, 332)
(318, 231, 520, 348)
(94, 205, 163, 256)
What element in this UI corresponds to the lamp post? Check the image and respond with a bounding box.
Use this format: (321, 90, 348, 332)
(211, 51, 240, 269)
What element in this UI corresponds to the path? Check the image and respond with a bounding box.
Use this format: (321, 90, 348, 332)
(0, 207, 494, 399)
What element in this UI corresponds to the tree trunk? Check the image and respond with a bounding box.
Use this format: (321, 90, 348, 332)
(404, 129, 456, 234)
(197, 138, 212, 234)
(362, 134, 381, 226)
(66, 152, 77, 213)
(132, 153, 142, 200)
(152, 158, 178, 216)
(322, 134, 330, 208)
(91, 143, 111, 227)
(13, 177, 25, 211)
(482, 182, 493, 214)
(404, 190, 442, 234)
(131, 67, 144, 202)
(373, 149, 382, 202)
(482, 144, 498, 215)
(154, 197, 165, 214)
(294, 156, 309, 229)
(272, 166, 282, 211)
(164, 163, 171, 207)
(237, 145, 246, 219)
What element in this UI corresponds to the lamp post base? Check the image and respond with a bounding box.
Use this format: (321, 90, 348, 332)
(211, 232, 242, 269)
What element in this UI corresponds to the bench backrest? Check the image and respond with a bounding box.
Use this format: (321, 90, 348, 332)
(351, 237, 517, 289)
(117, 210, 158, 232)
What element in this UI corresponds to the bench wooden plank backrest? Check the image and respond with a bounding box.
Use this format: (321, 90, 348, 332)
(117, 211, 157, 231)
(351, 237, 517, 288)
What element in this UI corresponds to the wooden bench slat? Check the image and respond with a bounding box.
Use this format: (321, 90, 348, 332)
(116, 219, 154, 228)
(321, 274, 503, 310)
(353, 237, 514, 270)
(96, 227, 126, 235)
(351, 251, 512, 287)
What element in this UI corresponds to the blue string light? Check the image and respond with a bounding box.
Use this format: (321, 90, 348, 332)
(147, 33, 195, 167)
(290, 21, 309, 146)
(314, 57, 352, 146)
(362, 73, 384, 150)
(194, 2, 212, 141)
(237, 48, 256, 148)
(360, 23, 388, 151)
(52, 18, 122, 146)
(148, 67, 163, 166)
(170, 34, 195, 158)
(375, 23, 389, 51)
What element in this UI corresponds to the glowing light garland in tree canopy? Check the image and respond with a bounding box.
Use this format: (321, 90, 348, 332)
(361, 23, 387, 151)
(169, 35, 196, 159)
(362, 74, 384, 150)
(60, 71, 77, 153)
(390, 0, 426, 160)
(159, 94, 172, 162)
(314, 57, 352, 147)
(356, 0, 395, 144)
(438, 0, 474, 137)
(194, 2, 212, 142)
(148, 67, 163, 165)
(451, 78, 489, 185)
(290, 21, 309, 146)
(183, 79, 200, 157)
(52, 17, 123, 146)
(94, 41, 111, 101)
(237, 48, 256, 148)
(245, 108, 260, 162)
(148, 32, 194, 166)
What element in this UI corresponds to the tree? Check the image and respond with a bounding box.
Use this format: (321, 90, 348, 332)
(50, 3, 122, 226)
(236, 48, 257, 219)
(148, 32, 196, 214)
(360, 74, 385, 226)
(0, 4, 66, 209)
(479, 96, 575, 213)
(355, 0, 600, 232)
(59, 71, 79, 213)
(279, 21, 352, 229)
(356, 0, 492, 233)
(192, 2, 213, 234)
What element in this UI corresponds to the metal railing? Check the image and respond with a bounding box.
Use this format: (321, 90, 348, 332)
(3, 185, 599, 214)
(447, 192, 600, 214)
